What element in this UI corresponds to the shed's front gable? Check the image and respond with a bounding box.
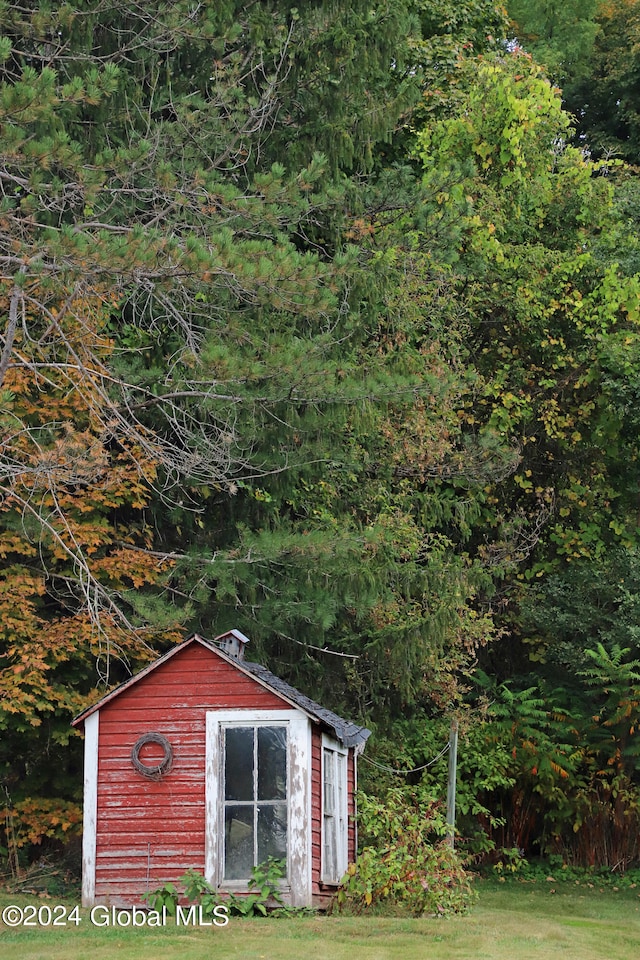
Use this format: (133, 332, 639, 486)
(74, 635, 367, 908)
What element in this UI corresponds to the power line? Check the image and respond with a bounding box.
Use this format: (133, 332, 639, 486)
(359, 742, 450, 776)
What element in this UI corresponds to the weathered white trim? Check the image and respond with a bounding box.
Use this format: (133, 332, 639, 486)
(288, 710, 312, 906)
(353, 746, 359, 858)
(205, 708, 311, 906)
(320, 733, 348, 884)
(204, 711, 220, 886)
(81, 710, 99, 906)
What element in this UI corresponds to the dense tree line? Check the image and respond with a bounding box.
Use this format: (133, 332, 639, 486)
(2, 0, 640, 873)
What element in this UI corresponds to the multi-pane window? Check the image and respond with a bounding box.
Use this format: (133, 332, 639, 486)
(223, 725, 288, 881)
(322, 738, 348, 884)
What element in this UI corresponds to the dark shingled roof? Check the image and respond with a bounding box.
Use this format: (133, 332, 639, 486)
(240, 659, 371, 750)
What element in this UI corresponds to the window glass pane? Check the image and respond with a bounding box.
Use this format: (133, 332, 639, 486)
(323, 812, 337, 880)
(337, 753, 346, 818)
(223, 724, 289, 881)
(257, 726, 287, 800)
(258, 803, 288, 864)
(225, 727, 254, 801)
(323, 749, 335, 813)
(224, 806, 254, 880)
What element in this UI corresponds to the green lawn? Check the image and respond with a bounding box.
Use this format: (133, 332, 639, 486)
(1, 881, 639, 960)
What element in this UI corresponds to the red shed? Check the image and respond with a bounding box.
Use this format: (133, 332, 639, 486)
(71, 631, 370, 909)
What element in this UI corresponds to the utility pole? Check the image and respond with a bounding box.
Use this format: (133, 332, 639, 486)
(446, 718, 459, 849)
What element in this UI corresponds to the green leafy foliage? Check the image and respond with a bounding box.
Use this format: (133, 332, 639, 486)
(464, 647, 640, 869)
(509, 0, 640, 163)
(224, 858, 286, 917)
(142, 881, 180, 917)
(413, 51, 640, 578)
(334, 790, 475, 915)
(507, 0, 600, 84)
(143, 859, 287, 918)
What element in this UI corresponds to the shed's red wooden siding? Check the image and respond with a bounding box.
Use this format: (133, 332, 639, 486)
(94, 643, 285, 904)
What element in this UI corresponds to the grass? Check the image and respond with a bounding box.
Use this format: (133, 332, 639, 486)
(1, 879, 639, 960)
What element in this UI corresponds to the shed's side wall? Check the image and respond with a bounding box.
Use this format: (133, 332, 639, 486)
(349, 752, 357, 861)
(309, 729, 357, 907)
(94, 644, 284, 905)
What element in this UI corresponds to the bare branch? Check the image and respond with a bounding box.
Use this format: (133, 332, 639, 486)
(0, 286, 21, 390)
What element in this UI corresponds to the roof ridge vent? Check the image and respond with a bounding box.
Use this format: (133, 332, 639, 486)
(215, 628, 251, 661)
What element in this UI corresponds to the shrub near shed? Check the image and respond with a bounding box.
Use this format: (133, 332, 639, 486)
(334, 791, 475, 916)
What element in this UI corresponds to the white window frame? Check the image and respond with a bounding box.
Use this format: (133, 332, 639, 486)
(205, 709, 311, 906)
(321, 734, 348, 885)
